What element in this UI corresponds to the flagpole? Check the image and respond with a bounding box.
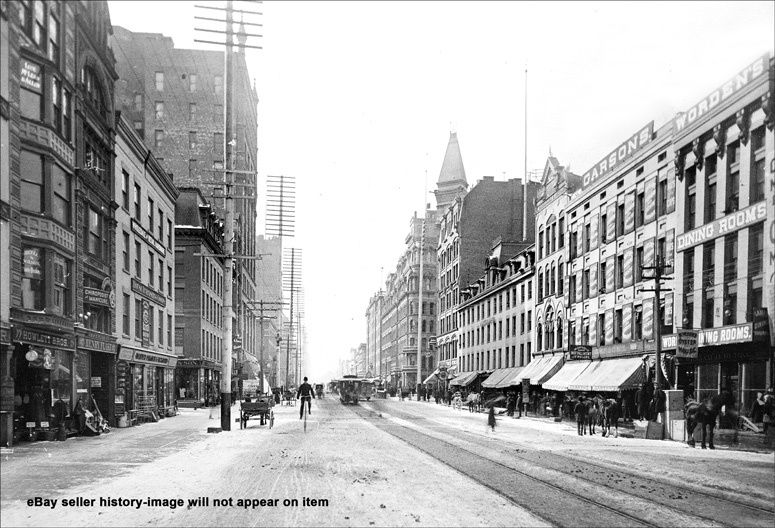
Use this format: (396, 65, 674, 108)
(523, 66, 528, 241)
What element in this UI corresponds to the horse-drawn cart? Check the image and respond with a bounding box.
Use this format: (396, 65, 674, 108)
(282, 390, 296, 406)
(240, 395, 275, 429)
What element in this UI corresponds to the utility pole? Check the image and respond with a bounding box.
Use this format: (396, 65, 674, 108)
(253, 300, 283, 393)
(194, 0, 262, 432)
(641, 253, 672, 394)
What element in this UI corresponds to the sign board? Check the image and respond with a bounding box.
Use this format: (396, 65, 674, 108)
(84, 287, 114, 308)
(753, 308, 770, 342)
(132, 278, 166, 306)
(141, 301, 151, 347)
(568, 345, 592, 361)
(676, 201, 767, 251)
(645, 420, 664, 440)
(91, 377, 102, 388)
(674, 53, 769, 136)
(12, 327, 75, 350)
(676, 330, 698, 359)
(438, 370, 447, 381)
(662, 323, 754, 349)
(582, 122, 654, 189)
(21, 60, 42, 91)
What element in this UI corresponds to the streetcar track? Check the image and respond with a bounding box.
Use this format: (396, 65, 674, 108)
(360, 403, 773, 527)
(352, 404, 658, 528)
(386, 401, 775, 517)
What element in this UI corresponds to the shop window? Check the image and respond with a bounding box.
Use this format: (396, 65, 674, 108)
(697, 364, 719, 402)
(21, 246, 45, 310)
(750, 127, 766, 204)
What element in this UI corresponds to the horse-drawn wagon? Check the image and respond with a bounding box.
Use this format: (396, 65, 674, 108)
(240, 394, 275, 429)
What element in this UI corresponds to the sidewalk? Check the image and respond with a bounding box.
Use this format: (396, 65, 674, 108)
(397, 397, 775, 453)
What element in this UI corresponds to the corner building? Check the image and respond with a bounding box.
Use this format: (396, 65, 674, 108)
(670, 54, 774, 408)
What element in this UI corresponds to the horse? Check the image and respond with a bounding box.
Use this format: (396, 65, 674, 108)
(585, 398, 600, 435)
(466, 393, 481, 413)
(685, 390, 737, 449)
(451, 392, 463, 411)
(600, 398, 621, 438)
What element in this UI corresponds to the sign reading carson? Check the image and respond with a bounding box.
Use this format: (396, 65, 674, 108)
(676, 201, 767, 251)
(674, 53, 769, 136)
(582, 122, 654, 189)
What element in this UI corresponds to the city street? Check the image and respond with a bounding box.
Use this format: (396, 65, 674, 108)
(2, 397, 773, 527)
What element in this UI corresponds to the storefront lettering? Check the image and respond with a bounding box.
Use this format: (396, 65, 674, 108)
(676, 201, 767, 251)
(582, 122, 654, 189)
(674, 54, 768, 135)
(83, 287, 114, 308)
(662, 322, 753, 349)
(131, 219, 166, 257)
(134, 351, 170, 365)
(77, 335, 116, 354)
(12, 327, 74, 349)
(20, 60, 42, 91)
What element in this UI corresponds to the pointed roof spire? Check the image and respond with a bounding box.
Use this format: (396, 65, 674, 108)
(437, 131, 467, 185)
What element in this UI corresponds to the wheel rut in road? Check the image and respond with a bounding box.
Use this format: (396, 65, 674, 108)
(358, 402, 774, 528)
(350, 404, 656, 528)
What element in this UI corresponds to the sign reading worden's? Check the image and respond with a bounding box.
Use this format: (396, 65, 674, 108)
(582, 122, 654, 190)
(674, 53, 769, 136)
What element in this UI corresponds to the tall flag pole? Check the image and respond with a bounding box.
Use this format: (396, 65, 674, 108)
(523, 66, 528, 241)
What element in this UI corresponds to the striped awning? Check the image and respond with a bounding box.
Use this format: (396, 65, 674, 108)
(449, 370, 481, 387)
(567, 357, 644, 392)
(516, 354, 564, 386)
(542, 360, 593, 391)
(482, 367, 525, 388)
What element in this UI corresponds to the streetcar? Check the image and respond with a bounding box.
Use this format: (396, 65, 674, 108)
(337, 376, 376, 404)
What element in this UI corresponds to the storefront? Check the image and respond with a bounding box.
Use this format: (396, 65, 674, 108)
(664, 320, 771, 420)
(10, 325, 76, 441)
(116, 345, 177, 421)
(175, 358, 221, 407)
(76, 330, 117, 426)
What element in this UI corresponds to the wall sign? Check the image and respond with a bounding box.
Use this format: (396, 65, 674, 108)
(662, 322, 754, 349)
(20, 60, 42, 91)
(13, 327, 74, 350)
(77, 334, 115, 354)
(141, 301, 151, 348)
(84, 287, 113, 308)
(674, 53, 769, 136)
(582, 122, 654, 189)
(568, 345, 592, 360)
(676, 201, 767, 251)
(131, 278, 166, 306)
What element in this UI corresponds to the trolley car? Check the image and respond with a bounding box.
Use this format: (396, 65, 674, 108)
(337, 376, 376, 404)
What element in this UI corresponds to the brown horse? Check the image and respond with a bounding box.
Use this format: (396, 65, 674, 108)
(685, 390, 736, 449)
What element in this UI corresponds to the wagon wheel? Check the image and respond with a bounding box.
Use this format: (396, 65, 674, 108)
(269, 410, 274, 429)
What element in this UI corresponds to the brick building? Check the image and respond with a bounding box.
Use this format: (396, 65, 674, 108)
(1, 0, 118, 447)
(174, 188, 225, 405)
(111, 25, 260, 385)
(114, 112, 178, 420)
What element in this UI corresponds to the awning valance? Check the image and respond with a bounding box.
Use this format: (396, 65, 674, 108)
(542, 360, 593, 391)
(515, 354, 564, 385)
(587, 357, 644, 392)
(566, 357, 644, 392)
(482, 367, 525, 388)
(449, 371, 478, 387)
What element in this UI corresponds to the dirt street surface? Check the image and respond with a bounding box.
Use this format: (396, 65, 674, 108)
(1, 397, 773, 527)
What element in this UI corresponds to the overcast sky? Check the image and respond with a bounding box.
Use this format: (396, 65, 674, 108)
(108, 0, 774, 380)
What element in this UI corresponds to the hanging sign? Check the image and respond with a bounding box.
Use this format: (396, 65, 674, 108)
(676, 330, 699, 359)
(141, 301, 151, 347)
(568, 345, 592, 361)
(21, 60, 42, 91)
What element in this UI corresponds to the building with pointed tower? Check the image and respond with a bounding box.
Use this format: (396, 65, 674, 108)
(435, 132, 540, 385)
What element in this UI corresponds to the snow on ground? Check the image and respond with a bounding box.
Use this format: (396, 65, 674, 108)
(1, 399, 548, 527)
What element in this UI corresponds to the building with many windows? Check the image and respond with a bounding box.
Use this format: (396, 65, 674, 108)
(112, 25, 260, 386)
(174, 188, 225, 406)
(2, 0, 118, 447)
(365, 290, 384, 378)
(114, 112, 178, 421)
(457, 244, 536, 392)
(670, 53, 774, 410)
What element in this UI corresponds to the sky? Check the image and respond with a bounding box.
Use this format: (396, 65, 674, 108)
(107, 0, 774, 381)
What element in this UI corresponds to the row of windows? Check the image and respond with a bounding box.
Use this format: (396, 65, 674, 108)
(120, 294, 173, 349)
(682, 224, 764, 329)
(120, 171, 174, 249)
(201, 258, 224, 297)
(461, 344, 530, 372)
(460, 281, 533, 326)
(460, 310, 533, 349)
(120, 232, 173, 296)
(684, 128, 766, 232)
(537, 217, 565, 260)
(201, 329, 222, 363)
(438, 239, 459, 269)
(202, 290, 223, 329)
(151, 72, 222, 95)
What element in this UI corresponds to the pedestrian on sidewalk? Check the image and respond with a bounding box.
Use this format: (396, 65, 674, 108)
(575, 396, 588, 435)
(487, 404, 497, 432)
(763, 387, 774, 436)
(516, 392, 523, 418)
